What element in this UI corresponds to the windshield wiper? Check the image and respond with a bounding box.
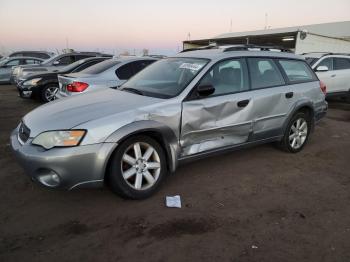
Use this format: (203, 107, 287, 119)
(122, 87, 144, 96)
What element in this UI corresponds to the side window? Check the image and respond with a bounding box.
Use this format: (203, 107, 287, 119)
(334, 58, 350, 70)
(198, 58, 249, 96)
(5, 59, 20, 66)
(57, 56, 74, 65)
(317, 58, 333, 70)
(278, 60, 316, 82)
(24, 59, 41, 65)
(247, 58, 285, 89)
(116, 62, 136, 80)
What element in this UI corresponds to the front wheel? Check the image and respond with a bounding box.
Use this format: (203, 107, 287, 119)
(107, 135, 167, 199)
(41, 84, 59, 102)
(280, 112, 311, 153)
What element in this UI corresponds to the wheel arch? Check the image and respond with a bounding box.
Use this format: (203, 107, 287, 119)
(282, 101, 315, 136)
(104, 120, 180, 178)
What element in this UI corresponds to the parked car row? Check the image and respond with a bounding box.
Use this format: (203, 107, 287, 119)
(10, 45, 328, 199)
(16, 56, 158, 102)
(17, 57, 110, 102)
(12, 51, 112, 84)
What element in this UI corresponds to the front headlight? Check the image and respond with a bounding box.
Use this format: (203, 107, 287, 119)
(32, 130, 86, 149)
(23, 78, 42, 86)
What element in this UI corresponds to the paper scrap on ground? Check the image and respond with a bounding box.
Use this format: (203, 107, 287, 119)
(166, 195, 181, 208)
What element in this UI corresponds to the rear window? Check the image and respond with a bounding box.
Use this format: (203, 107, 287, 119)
(278, 60, 316, 82)
(80, 59, 120, 74)
(247, 58, 285, 89)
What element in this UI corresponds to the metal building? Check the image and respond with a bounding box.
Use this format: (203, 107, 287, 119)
(183, 21, 350, 54)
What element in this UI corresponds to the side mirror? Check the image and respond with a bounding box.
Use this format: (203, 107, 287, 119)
(53, 61, 60, 66)
(197, 84, 215, 97)
(316, 65, 328, 72)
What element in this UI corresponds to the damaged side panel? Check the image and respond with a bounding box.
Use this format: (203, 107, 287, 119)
(179, 86, 295, 157)
(180, 93, 254, 156)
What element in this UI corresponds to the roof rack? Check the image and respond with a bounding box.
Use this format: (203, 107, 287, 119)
(223, 44, 292, 52)
(181, 44, 292, 53)
(180, 45, 217, 53)
(302, 52, 350, 57)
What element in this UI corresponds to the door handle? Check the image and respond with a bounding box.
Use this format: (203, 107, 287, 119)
(331, 74, 336, 77)
(285, 92, 294, 99)
(237, 99, 250, 107)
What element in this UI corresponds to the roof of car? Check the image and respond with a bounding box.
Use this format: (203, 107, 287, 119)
(3, 56, 45, 61)
(174, 46, 304, 61)
(302, 52, 350, 58)
(11, 51, 54, 54)
(113, 56, 159, 62)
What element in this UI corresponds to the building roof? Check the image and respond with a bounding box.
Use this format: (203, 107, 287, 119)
(214, 21, 350, 40)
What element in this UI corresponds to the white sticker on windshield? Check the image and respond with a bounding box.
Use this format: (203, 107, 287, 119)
(179, 63, 203, 71)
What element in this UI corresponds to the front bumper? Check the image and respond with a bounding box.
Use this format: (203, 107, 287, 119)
(10, 129, 117, 190)
(17, 82, 37, 98)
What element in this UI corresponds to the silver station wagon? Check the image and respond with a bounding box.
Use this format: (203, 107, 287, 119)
(11, 45, 328, 199)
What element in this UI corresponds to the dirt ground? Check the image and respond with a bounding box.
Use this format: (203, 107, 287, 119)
(0, 85, 349, 262)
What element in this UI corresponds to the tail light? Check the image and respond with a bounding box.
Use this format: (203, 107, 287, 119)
(66, 82, 89, 92)
(320, 81, 326, 95)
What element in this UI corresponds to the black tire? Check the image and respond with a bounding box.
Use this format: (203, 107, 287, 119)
(107, 135, 167, 199)
(40, 84, 58, 102)
(279, 112, 311, 153)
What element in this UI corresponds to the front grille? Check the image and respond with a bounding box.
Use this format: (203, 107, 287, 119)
(18, 122, 30, 144)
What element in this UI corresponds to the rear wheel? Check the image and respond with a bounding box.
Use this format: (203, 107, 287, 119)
(41, 84, 58, 102)
(280, 112, 311, 153)
(107, 135, 167, 199)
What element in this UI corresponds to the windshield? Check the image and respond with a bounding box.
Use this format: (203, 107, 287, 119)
(41, 55, 60, 65)
(0, 57, 9, 65)
(121, 58, 209, 98)
(80, 59, 120, 74)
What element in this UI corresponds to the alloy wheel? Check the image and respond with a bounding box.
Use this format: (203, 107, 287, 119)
(289, 118, 308, 149)
(45, 86, 58, 101)
(121, 142, 161, 190)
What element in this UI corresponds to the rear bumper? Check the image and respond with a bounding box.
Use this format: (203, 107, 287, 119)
(315, 100, 328, 123)
(10, 129, 117, 190)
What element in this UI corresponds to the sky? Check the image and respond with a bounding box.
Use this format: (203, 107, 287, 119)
(0, 0, 349, 55)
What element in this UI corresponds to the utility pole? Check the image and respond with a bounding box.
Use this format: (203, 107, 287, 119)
(230, 19, 232, 32)
(187, 32, 191, 41)
(264, 13, 268, 30)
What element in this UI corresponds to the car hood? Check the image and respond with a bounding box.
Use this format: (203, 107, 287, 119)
(23, 72, 58, 81)
(23, 88, 163, 137)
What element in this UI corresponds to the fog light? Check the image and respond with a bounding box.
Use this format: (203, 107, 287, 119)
(37, 170, 61, 187)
